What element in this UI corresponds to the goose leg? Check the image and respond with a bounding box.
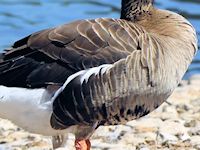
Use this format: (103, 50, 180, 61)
(52, 135, 67, 149)
(75, 139, 91, 150)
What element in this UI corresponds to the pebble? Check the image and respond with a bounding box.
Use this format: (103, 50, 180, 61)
(188, 126, 200, 136)
(157, 132, 178, 142)
(189, 74, 200, 85)
(184, 120, 197, 127)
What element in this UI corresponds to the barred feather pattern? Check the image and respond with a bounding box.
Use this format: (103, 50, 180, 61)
(51, 12, 197, 129)
(121, 0, 153, 20)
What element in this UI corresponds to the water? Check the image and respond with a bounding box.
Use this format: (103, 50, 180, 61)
(0, 0, 199, 78)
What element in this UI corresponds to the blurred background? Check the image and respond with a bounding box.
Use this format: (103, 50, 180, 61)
(0, 0, 199, 79)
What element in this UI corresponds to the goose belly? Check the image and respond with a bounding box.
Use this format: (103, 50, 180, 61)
(0, 86, 74, 136)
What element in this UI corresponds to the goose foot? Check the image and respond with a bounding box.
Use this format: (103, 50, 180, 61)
(75, 139, 91, 150)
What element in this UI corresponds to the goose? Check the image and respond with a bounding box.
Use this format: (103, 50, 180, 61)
(0, 0, 198, 149)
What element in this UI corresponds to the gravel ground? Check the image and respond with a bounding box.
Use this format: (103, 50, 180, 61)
(0, 76, 200, 150)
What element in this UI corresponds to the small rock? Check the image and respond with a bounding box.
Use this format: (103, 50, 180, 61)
(191, 98, 200, 106)
(190, 135, 200, 145)
(158, 132, 178, 142)
(176, 133, 191, 141)
(145, 137, 156, 145)
(184, 120, 197, 127)
(189, 74, 200, 85)
(119, 133, 144, 146)
(188, 127, 200, 136)
(194, 144, 200, 150)
(136, 144, 150, 150)
(139, 147, 150, 150)
(159, 120, 187, 136)
(178, 80, 189, 87)
(176, 104, 190, 113)
(0, 141, 7, 144)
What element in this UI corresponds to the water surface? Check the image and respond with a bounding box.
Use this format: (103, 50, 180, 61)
(0, 0, 199, 78)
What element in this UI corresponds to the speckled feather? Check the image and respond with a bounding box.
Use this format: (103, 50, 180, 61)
(0, 0, 198, 142)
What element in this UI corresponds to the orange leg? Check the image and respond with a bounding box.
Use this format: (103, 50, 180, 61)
(75, 139, 91, 150)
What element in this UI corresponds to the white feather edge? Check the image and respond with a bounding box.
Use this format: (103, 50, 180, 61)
(52, 64, 113, 101)
(0, 64, 112, 136)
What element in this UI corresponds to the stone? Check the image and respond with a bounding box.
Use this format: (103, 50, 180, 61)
(188, 127, 200, 136)
(189, 74, 200, 85)
(184, 120, 197, 127)
(157, 132, 178, 142)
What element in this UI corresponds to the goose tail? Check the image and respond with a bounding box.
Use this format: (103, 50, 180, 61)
(0, 52, 40, 87)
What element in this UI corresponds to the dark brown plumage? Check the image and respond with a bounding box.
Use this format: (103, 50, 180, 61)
(0, 0, 198, 149)
(0, 19, 131, 88)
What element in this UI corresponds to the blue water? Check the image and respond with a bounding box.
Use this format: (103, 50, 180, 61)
(0, 0, 199, 78)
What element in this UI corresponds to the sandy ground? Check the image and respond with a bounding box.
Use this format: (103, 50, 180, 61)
(0, 76, 200, 150)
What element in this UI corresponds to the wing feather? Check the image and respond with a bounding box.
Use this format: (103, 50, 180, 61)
(1, 18, 140, 88)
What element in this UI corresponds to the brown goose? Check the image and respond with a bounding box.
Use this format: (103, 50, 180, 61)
(0, 0, 198, 149)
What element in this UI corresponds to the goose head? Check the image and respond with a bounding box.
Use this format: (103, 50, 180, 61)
(121, 0, 197, 55)
(121, 0, 154, 21)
